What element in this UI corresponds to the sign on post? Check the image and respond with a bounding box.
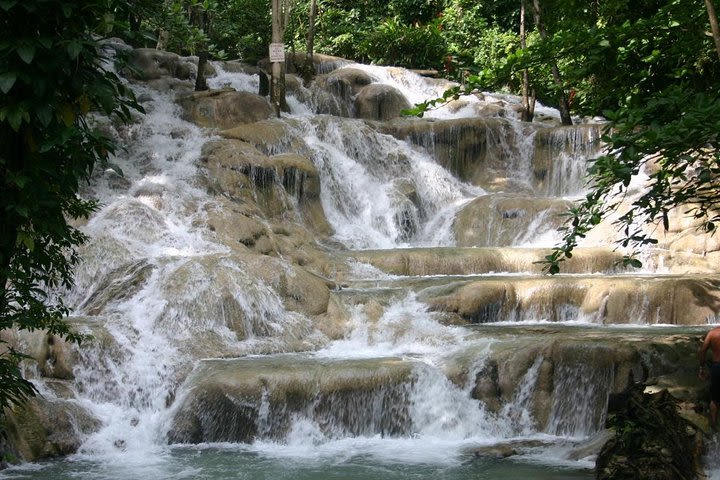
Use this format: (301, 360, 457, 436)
(269, 43, 285, 63)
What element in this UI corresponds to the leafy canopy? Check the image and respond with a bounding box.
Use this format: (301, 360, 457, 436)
(0, 0, 142, 412)
(404, 0, 720, 272)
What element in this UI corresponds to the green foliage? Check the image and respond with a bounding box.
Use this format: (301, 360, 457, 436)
(217, 0, 271, 63)
(146, 0, 269, 62)
(290, 0, 448, 68)
(439, 0, 518, 79)
(150, 0, 226, 57)
(388, 0, 444, 25)
(534, 0, 720, 272)
(0, 0, 141, 413)
(360, 16, 447, 69)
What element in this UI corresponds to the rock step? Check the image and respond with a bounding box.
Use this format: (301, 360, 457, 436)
(167, 356, 416, 443)
(444, 325, 703, 434)
(166, 327, 705, 445)
(345, 247, 625, 276)
(333, 274, 720, 326)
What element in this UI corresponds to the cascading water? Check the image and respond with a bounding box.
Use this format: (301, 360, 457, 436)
(2, 50, 715, 480)
(295, 116, 482, 249)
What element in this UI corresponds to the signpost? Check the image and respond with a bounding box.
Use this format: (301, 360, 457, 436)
(269, 43, 285, 63)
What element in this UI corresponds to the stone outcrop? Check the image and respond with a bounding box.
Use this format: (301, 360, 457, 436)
(355, 84, 411, 121)
(378, 117, 526, 189)
(220, 119, 295, 151)
(310, 68, 374, 116)
(3, 397, 100, 462)
(177, 89, 272, 129)
(344, 247, 625, 276)
(443, 329, 704, 435)
(199, 137, 331, 244)
(453, 194, 572, 247)
(120, 47, 217, 93)
(1, 329, 76, 381)
(122, 48, 198, 81)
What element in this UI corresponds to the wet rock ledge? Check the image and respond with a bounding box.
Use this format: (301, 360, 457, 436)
(596, 385, 704, 480)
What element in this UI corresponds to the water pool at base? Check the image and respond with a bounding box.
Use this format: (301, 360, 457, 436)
(0, 447, 593, 480)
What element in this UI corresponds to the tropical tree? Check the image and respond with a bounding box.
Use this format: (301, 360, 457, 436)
(536, 0, 720, 271)
(0, 0, 142, 414)
(405, 0, 720, 271)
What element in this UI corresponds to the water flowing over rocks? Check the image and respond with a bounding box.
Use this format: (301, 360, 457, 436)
(4, 44, 720, 479)
(167, 357, 414, 443)
(453, 194, 572, 247)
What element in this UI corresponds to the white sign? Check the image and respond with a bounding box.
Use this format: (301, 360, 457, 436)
(269, 43, 285, 63)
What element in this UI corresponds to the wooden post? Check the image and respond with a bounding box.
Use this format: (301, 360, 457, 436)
(194, 8, 209, 92)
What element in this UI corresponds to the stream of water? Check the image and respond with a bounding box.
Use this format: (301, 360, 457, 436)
(0, 55, 712, 479)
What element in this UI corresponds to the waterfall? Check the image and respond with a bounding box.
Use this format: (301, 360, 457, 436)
(3, 48, 713, 480)
(296, 116, 481, 249)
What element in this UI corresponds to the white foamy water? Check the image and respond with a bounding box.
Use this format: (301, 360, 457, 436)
(2, 54, 662, 480)
(316, 293, 470, 359)
(298, 116, 482, 249)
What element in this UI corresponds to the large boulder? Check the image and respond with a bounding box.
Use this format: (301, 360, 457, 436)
(122, 48, 196, 81)
(320, 68, 372, 101)
(453, 194, 572, 247)
(199, 138, 329, 235)
(309, 67, 374, 117)
(120, 48, 217, 94)
(177, 89, 272, 129)
(355, 84, 411, 121)
(3, 397, 100, 462)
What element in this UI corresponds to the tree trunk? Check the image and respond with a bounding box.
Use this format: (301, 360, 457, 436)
(520, 0, 535, 122)
(705, 0, 720, 61)
(532, 0, 572, 125)
(156, 29, 168, 51)
(301, 0, 318, 85)
(194, 9, 210, 92)
(270, 0, 287, 117)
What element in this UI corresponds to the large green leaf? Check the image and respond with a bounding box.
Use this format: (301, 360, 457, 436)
(16, 43, 35, 63)
(0, 71, 16, 93)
